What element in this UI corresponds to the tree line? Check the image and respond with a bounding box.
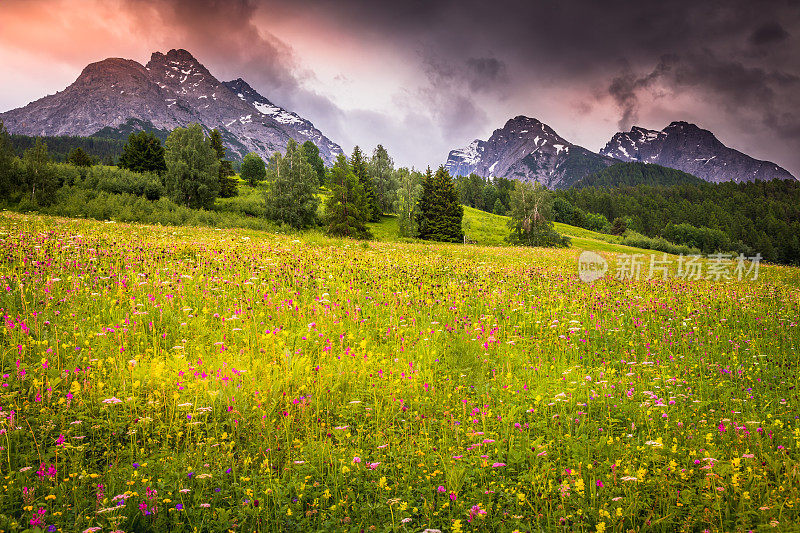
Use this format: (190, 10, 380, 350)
(553, 178, 800, 264)
(0, 120, 566, 249)
(18, 119, 794, 262)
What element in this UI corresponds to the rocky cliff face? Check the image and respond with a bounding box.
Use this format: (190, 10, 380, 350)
(601, 121, 795, 183)
(444, 116, 617, 188)
(0, 49, 343, 164)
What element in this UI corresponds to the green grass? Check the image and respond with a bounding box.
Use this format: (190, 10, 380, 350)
(1, 211, 798, 532)
(369, 207, 661, 256)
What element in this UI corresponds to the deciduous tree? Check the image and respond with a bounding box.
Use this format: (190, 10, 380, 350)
(507, 181, 569, 247)
(23, 139, 58, 205)
(301, 141, 326, 187)
(241, 152, 266, 187)
(0, 121, 14, 195)
(264, 139, 319, 229)
(164, 124, 220, 209)
(394, 167, 423, 238)
(369, 144, 397, 215)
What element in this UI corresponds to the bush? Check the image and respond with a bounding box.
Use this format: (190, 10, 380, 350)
(84, 166, 163, 200)
(622, 231, 700, 256)
(584, 212, 611, 233)
(22, 186, 275, 231)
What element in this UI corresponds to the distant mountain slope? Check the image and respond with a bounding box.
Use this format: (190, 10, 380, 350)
(572, 162, 705, 189)
(601, 121, 796, 183)
(0, 49, 343, 164)
(444, 116, 618, 188)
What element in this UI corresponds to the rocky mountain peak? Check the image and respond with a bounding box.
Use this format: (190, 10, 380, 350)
(73, 58, 152, 89)
(0, 49, 343, 164)
(601, 122, 795, 183)
(445, 117, 616, 188)
(147, 49, 200, 67)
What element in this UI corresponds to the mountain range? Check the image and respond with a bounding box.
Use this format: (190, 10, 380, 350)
(445, 117, 796, 187)
(0, 49, 343, 164)
(0, 48, 794, 186)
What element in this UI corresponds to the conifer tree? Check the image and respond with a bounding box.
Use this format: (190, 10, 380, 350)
(119, 131, 167, 174)
(66, 147, 93, 167)
(324, 154, 371, 239)
(351, 146, 380, 222)
(416, 166, 464, 243)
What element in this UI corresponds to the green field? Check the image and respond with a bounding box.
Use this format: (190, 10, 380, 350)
(1, 211, 799, 532)
(369, 207, 667, 256)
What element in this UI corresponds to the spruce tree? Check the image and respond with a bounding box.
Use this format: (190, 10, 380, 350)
(209, 129, 237, 197)
(324, 154, 371, 239)
(119, 131, 167, 174)
(66, 147, 93, 167)
(493, 198, 506, 216)
(416, 166, 464, 243)
(351, 146, 380, 222)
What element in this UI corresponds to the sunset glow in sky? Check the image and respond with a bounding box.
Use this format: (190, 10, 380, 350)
(1, 0, 798, 175)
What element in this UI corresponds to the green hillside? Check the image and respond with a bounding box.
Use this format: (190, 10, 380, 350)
(368, 206, 661, 255)
(572, 161, 705, 189)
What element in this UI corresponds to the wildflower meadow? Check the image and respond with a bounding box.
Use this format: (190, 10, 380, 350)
(1, 212, 799, 532)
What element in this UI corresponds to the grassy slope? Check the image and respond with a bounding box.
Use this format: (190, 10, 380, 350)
(369, 206, 650, 255)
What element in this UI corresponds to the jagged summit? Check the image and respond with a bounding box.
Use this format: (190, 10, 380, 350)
(0, 49, 343, 164)
(445, 116, 616, 188)
(601, 122, 795, 183)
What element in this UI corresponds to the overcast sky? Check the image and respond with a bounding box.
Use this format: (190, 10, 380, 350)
(1, 0, 798, 176)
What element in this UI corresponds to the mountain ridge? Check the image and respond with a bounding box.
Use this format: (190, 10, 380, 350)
(445, 115, 617, 189)
(600, 121, 795, 183)
(0, 49, 343, 164)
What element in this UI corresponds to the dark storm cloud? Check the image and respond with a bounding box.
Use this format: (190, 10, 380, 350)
(303, 0, 799, 174)
(464, 57, 509, 93)
(608, 56, 676, 130)
(124, 0, 300, 96)
(416, 52, 504, 139)
(749, 22, 790, 46)
(118, 0, 800, 175)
